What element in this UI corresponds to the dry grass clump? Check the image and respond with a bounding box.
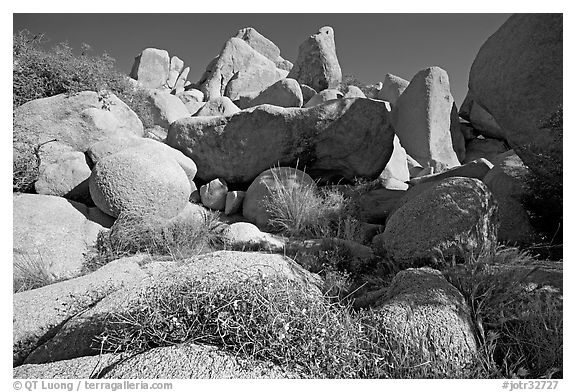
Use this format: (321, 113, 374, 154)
(444, 246, 563, 378)
(84, 209, 224, 273)
(13, 253, 58, 293)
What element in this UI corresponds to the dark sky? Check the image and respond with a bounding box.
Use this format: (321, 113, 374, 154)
(13, 13, 511, 106)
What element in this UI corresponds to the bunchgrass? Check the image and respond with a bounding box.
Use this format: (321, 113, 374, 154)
(84, 209, 225, 273)
(444, 246, 563, 378)
(13, 253, 58, 293)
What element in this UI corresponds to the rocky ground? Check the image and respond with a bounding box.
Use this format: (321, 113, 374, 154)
(13, 14, 562, 379)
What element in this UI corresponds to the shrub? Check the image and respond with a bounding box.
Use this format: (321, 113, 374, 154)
(13, 30, 154, 127)
(444, 247, 563, 378)
(84, 209, 224, 272)
(520, 105, 562, 255)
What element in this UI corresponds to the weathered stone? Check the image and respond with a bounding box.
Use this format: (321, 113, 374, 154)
(464, 138, 509, 163)
(300, 84, 317, 104)
(13, 194, 113, 283)
(178, 88, 204, 104)
(235, 27, 293, 71)
(243, 167, 316, 230)
(357, 187, 406, 224)
(406, 154, 424, 178)
(146, 89, 190, 129)
(344, 85, 366, 98)
(87, 136, 197, 187)
(13, 256, 147, 366)
(166, 55, 184, 89)
(379, 177, 498, 267)
(194, 96, 240, 117)
(460, 122, 479, 141)
(200, 178, 228, 211)
(14, 91, 144, 153)
(287, 26, 342, 92)
(14, 354, 117, 379)
(483, 150, 536, 244)
(243, 78, 303, 108)
(380, 135, 410, 189)
(167, 98, 395, 184)
(451, 103, 466, 162)
(378, 73, 409, 105)
(468, 14, 562, 175)
(173, 66, 190, 94)
(129, 48, 170, 89)
(89, 149, 191, 219)
(366, 267, 477, 371)
(34, 142, 91, 200)
(391, 67, 461, 171)
(222, 222, 285, 252)
(409, 158, 494, 186)
(225, 191, 245, 215)
(197, 37, 284, 101)
(470, 100, 505, 139)
(303, 88, 343, 108)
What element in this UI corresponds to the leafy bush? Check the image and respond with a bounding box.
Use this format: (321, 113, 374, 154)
(13, 29, 154, 127)
(520, 106, 563, 255)
(444, 247, 563, 378)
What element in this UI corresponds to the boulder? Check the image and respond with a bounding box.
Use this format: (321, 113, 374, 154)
(378, 177, 498, 267)
(225, 191, 245, 215)
(13, 194, 113, 283)
(460, 122, 479, 141)
(146, 89, 190, 129)
(469, 99, 505, 140)
(468, 14, 562, 174)
(33, 141, 91, 200)
(194, 96, 240, 117)
(87, 136, 197, 186)
(300, 84, 317, 104)
(243, 78, 303, 109)
(102, 343, 297, 379)
(172, 66, 190, 94)
(464, 138, 509, 163)
(377, 73, 409, 105)
(365, 267, 477, 371)
(451, 103, 466, 162)
(167, 98, 395, 184)
(380, 135, 410, 189)
(357, 187, 405, 224)
(409, 158, 494, 186)
(303, 88, 343, 108)
(391, 67, 461, 171)
(344, 85, 366, 98)
(234, 27, 293, 71)
(89, 148, 191, 219)
(200, 178, 228, 211)
(406, 154, 424, 178)
(287, 26, 342, 92)
(166, 55, 184, 89)
(13, 256, 148, 366)
(178, 88, 204, 104)
(14, 354, 117, 379)
(243, 167, 316, 230)
(483, 150, 536, 244)
(14, 91, 144, 154)
(129, 48, 170, 89)
(222, 222, 285, 252)
(197, 37, 284, 101)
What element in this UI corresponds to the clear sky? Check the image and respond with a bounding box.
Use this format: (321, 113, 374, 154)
(13, 13, 511, 106)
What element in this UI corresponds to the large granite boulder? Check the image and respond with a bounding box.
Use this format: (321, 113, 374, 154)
(380, 135, 409, 190)
(464, 137, 509, 163)
(468, 14, 562, 176)
(243, 167, 316, 230)
(145, 89, 190, 129)
(287, 26, 342, 92)
(89, 147, 192, 219)
(243, 78, 303, 109)
(167, 98, 395, 184)
(409, 158, 493, 186)
(13, 194, 114, 283)
(303, 88, 343, 108)
(129, 48, 170, 89)
(13, 92, 144, 198)
(234, 27, 293, 71)
(13, 256, 148, 366)
(482, 150, 536, 245)
(196, 37, 285, 101)
(391, 67, 461, 171)
(364, 267, 477, 372)
(194, 96, 240, 117)
(377, 177, 498, 267)
(377, 73, 409, 105)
